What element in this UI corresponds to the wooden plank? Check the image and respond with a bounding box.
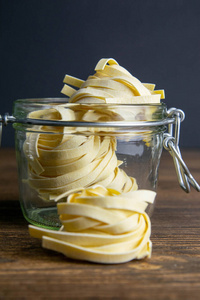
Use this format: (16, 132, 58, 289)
(0, 148, 200, 300)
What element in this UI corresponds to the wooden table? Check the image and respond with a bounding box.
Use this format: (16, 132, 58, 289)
(0, 148, 200, 300)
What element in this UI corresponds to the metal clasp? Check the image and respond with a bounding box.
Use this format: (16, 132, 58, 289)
(0, 113, 10, 147)
(163, 108, 200, 193)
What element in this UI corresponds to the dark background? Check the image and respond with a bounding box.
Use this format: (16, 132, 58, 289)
(1, 0, 200, 148)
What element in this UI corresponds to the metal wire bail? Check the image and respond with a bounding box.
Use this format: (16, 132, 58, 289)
(163, 108, 200, 192)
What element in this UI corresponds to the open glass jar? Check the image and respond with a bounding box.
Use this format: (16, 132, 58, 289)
(1, 98, 199, 230)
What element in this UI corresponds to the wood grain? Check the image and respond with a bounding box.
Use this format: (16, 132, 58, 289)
(0, 148, 200, 300)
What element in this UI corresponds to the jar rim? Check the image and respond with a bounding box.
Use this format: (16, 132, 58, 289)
(12, 98, 169, 129)
(14, 97, 167, 108)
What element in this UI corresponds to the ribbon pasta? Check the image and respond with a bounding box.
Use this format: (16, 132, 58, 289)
(25, 58, 163, 263)
(24, 123, 138, 200)
(29, 186, 156, 264)
(24, 58, 164, 200)
(61, 58, 165, 104)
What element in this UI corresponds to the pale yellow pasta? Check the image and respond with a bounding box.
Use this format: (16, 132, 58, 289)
(24, 123, 137, 200)
(61, 58, 165, 103)
(26, 59, 162, 263)
(29, 185, 156, 264)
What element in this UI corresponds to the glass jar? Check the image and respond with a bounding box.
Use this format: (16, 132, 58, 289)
(12, 98, 167, 229)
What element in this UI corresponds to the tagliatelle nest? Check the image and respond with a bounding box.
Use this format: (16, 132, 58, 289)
(29, 185, 156, 264)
